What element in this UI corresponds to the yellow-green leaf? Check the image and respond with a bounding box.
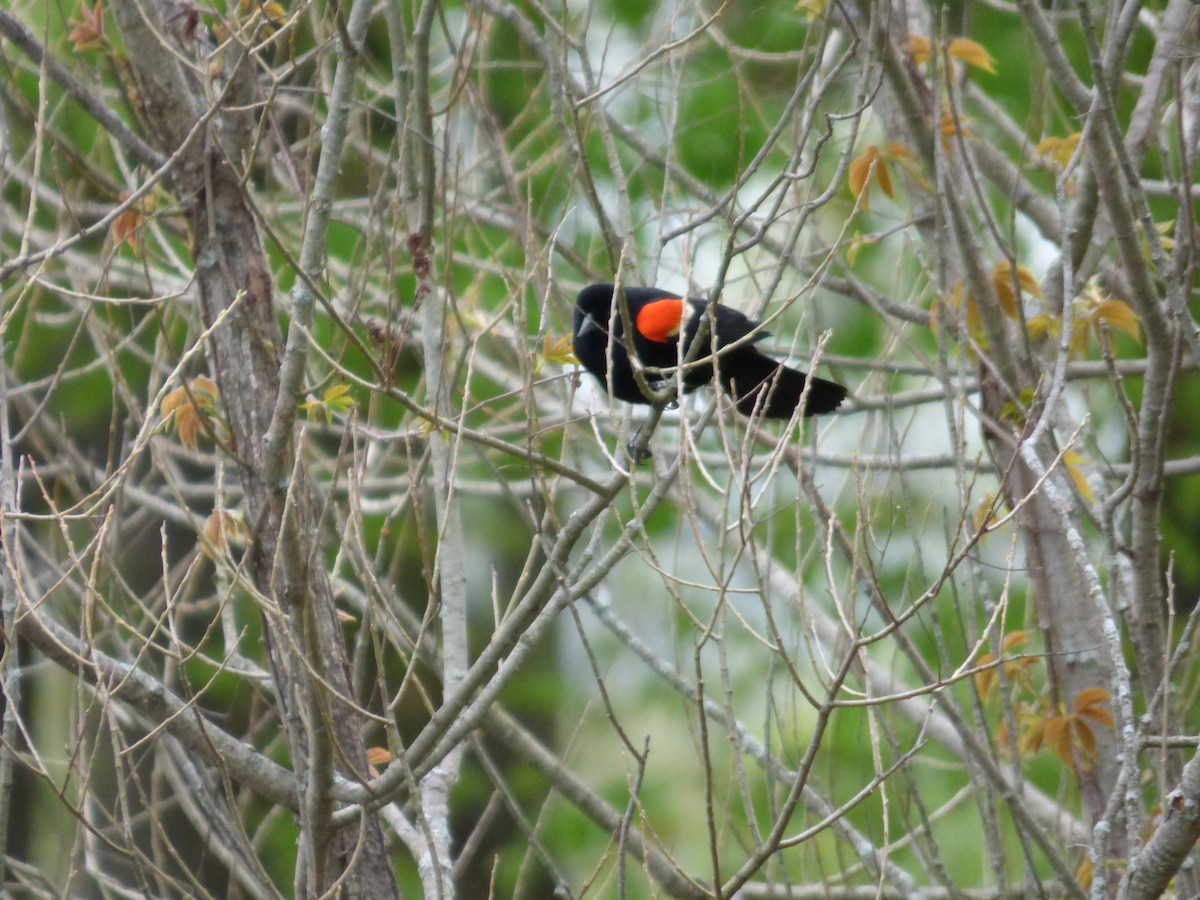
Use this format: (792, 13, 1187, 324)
(976, 652, 998, 698)
(1093, 299, 1142, 345)
(1153, 219, 1176, 253)
(1057, 133, 1082, 168)
(947, 38, 997, 74)
(1019, 713, 1047, 756)
(192, 376, 218, 399)
(1077, 858, 1094, 892)
(541, 333, 577, 367)
(907, 34, 931, 66)
(235, 0, 287, 35)
(301, 384, 355, 424)
(991, 265, 1021, 320)
(940, 105, 972, 142)
(973, 492, 1002, 535)
(1070, 320, 1092, 359)
(1063, 450, 1095, 503)
(1026, 314, 1059, 342)
(1037, 137, 1059, 155)
(931, 281, 972, 336)
(1038, 133, 1082, 170)
(992, 260, 1042, 299)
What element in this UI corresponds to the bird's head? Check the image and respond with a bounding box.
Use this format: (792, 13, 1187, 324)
(575, 284, 618, 340)
(574, 283, 686, 344)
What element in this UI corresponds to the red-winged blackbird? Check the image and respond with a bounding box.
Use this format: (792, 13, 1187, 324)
(573, 283, 847, 419)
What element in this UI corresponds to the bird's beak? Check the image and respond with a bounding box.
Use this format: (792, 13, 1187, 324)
(577, 315, 599, 337)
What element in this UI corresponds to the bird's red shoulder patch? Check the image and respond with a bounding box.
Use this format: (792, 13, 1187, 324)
(635, 297, 685, 343)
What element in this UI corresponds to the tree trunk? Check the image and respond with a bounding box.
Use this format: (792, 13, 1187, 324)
(108, 0, 399, 893)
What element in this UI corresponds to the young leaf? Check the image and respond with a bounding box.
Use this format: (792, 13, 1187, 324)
(1045, 714, 1074, 767)
(1025, 314, 1059, 342)
(203, 510, 227, 550)
(947, 38, 997, 74)
(1093, 299, 1142, 345)
(1075, 688, 1115, 729)
(874, 156, 894, 200)
(192, 376, 218, 399)
(975, 631, 1034, 698)
(796, 0, 829, 19)
(161, 377, 220, 450)
(907, 34, 931, 66)
(541, 333, 577, 368)
(1003, 261, 1041, 298)
(1063, 450, 1095, 503)
(366, 747, 393, 767)
(1155, 219, 1176, 253)
(176, 403, 202, 450)
(1038, 133, 1082, 170)
(939, 106, 972, 144)
(161, 387, 186, 419)
(365, 746, 392, 775)
(932, 281, 981, 336)
(846, 230, 879, 267)
(973, 492, 1003, 535)
(849, 145, 885, 210)
(1076, 858, 1094, 892)
(234, 0, 287, 37)
(1018, 709, 1047, 756)
(112, 193, 143, 252)
(68, 0, 106, 52)
(301, 383, 355, 424)
(990, 264, 1022, 319)
(1069, 314, 1092, 359)
(976, 652, 998, 698)
(203, 510, 248, 552)
(1073, 716, 1098, 760)
(1001, 631, 1028, 653)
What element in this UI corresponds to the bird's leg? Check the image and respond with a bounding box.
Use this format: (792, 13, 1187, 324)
(623, 407, 665, 465)
(623, 421, 653, 464)
(626, 399, 678, 461)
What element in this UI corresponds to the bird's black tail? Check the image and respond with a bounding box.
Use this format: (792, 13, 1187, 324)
(718, 350, 847, 419)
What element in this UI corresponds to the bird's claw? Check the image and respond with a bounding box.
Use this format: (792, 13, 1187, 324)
(623, 439, 653, 465)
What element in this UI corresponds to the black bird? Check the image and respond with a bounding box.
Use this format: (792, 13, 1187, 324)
(573, 283, 847, 420)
